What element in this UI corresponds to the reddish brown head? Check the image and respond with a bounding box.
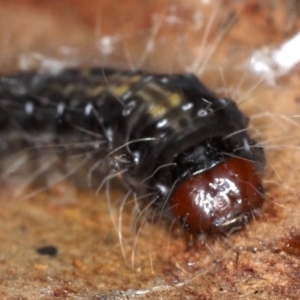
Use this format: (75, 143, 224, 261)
(170, 158, 264, 235)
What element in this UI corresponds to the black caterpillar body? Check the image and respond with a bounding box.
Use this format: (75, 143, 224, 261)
(0, 68, 265, 236)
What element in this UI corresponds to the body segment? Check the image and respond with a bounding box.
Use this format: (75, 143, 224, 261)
(0, 68, 265, 236)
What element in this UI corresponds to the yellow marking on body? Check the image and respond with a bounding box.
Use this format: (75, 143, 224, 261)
(136, 82, 183, 118)
(86, 85, 106, 97)
(110, 84, 130, 97)
(136, 88, 167, 118)
(109, 75, 141, 98)
(136, 90, 154, 103)
(168, 93, 181, 107)
(149, 104, 167, 118)
(147, 82, 170, 98)
(146, 83, 182, 108)
(127, 74, 141, 83)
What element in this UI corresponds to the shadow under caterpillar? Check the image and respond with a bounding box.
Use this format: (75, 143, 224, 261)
(0, 67, 265, 238)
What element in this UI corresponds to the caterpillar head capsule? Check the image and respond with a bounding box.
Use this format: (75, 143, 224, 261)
(169, 158, 264, 236)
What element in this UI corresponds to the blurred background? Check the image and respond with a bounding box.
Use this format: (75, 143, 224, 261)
(1, 1, 300, 299)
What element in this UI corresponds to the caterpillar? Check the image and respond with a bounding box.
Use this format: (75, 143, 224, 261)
(0, 67, 265, 237)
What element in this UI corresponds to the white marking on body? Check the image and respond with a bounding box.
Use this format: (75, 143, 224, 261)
(24, 102, 34, 115)
(57, 102, 65, 115)
(84, 103, 93, 116)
